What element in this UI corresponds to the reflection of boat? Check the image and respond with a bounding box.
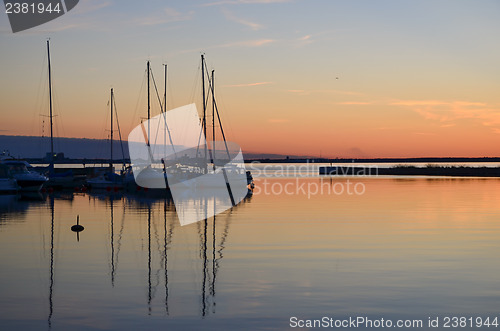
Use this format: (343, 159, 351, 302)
(47, 170, 86, 190)
(123, 165, 137, 190)
(0, 190, 47, 224)
(0, 164, 18, 194)
(47, 195, 55, 329)
(0, 194, 18, 210)
(246, 171, 254, 191)
(18, 191, 46, 201)
(1, 160, 47, 191)
(0, 195, 25, 228)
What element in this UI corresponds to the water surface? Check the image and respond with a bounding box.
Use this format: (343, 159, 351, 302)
(1, 177, 500, 330)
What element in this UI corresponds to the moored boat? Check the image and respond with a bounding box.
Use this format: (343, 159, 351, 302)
(86, 88, 126, 191)
(128, 57, 253, 200)
(86, 171, 123, 190)
(1, 160, 47, 191)
(0, 164, 18, 194)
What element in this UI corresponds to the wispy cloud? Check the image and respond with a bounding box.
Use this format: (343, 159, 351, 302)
(294, 34, 313, 47)
(135, 7, 193, 26)
(391, 99, 500, 132)
(202, 0, 291, 6)
(390, 100, 486, 108)
(204, 38, 275, 49)
(390, 100, 488, 122)
(27, 23, 86, 32)
(227, 39, 275, 47)
(72, 0, 112, 15)
(291, 29, 346, 48)
(224, 81, 273, 87)
(286, 89, 308, 95)
(287, 89, 364, 96)
(337, 101, 372, 105)
(177, 38, 275, 55)
(221, 8, 263, 30)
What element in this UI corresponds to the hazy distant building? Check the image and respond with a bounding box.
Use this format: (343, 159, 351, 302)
(44, 152, 66, 162)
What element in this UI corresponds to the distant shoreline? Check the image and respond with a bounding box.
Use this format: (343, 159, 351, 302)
(21, 156, 500, 165)
(244, 157, 500, 164)
(319, 165, 500, 177)
(2, 135, 500, 163)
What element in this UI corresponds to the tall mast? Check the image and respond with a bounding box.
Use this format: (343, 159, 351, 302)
(206, 61, 235, 206)
(161, 64, 177, 160)
(211, 70, 215, 164)
(163, 64, 167, 113)
(110, 88, 113, 169)
(201, 55, 207, 162)
(163, 64, 167, 160)
(140, 62, 153, 163)
(147, 61, 151, 143)
(47, 40, 54, 174)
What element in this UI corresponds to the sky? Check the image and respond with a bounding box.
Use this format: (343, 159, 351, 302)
(1, 0, 500, 158)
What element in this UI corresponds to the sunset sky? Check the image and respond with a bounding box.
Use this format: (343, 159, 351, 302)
(1, 0, 500, 158)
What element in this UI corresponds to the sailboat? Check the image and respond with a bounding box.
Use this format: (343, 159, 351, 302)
(43, 40, 83, 189)
(125, 61, 171, 192)
(127, 56, 252, 225)
(86, 88, 124, 190)
(198, 55, 254, 192)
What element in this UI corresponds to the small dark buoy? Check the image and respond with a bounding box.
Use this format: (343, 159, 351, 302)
(71, 215, 85, 241)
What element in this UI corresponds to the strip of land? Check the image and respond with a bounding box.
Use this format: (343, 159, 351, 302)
(319, 166, 500, 177)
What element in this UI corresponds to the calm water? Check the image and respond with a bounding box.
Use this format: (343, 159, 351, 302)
(1, 176, 500, 330)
